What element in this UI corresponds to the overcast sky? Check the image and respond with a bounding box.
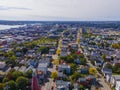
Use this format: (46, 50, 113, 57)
(0, 0, 120, 21)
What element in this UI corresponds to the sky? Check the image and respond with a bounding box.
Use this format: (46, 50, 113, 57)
(0, 0, 120, 21)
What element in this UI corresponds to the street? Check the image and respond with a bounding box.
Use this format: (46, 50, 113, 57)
(77, 29, 111, 90)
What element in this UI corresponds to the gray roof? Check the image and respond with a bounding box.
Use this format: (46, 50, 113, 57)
(112, 75, 120, 80)
(59, 64, 70, 68)
(102, 68, 112, 74)
(78, 78, 87, 82)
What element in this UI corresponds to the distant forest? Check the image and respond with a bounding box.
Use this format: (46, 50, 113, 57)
(0, 20, 120, 29)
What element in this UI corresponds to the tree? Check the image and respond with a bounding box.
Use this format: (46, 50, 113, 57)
(71, 54, 77, 59)
(70, 63, 78, 74)
(22, 47, 28, 54)
(69, 48, 75, 54)
(79, 84, 85, 90)
(105, 64, 112, 69)
(60, 55, 75, 63)
(0, 83, 4, 90)
(24, 70, 33, 78)
(5, 69, 23, 81)
(15, 47, 21, 52)
(5, 80, 16, 90)
(77, 38, 80, 43)
(53, 59, 59, 65)
(4, 51, 15, 57)
(2, 78, 9, 83)
(80, 58, 87, 65)
(10, 55, 17, 61)
(112, 65, 120, 74)
(111, 43, 120, 49)
(51, 71, 58, 80)
(89, 68, 97, 75)
(16, 76, 29, 90)
(101, 54, 106, 61)
(79, 54, 84, 58)
(12, 71, 23, 80)
(56, 49, 61, 55)
(9, 56, 17, 67)
(40, 46, 49, 54)
(6, 72, 13, 80)
(71, 72, 80, 82)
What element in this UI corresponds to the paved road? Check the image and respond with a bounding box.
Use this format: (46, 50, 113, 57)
(85, 55, 111, 90)
(44, 31, 67, 90)
(77, 29, 111, 90)
(43, 65, 56, 90)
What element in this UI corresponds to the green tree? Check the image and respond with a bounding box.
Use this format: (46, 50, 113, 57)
(40, 46, 49, 54)
(112, 65, 120, 74)
(60, 55, 74, 63)
(80, 58, 87, 65)
(70, 63, 78, 74)
(5, 80, 16, 90)
(105, 64, 112, 69)
(7, 51, 14, 57)
(12, 71, 23, 80)
(71, 54, 77, 59)
(22, 48, 28, 54)
(24, 70, 33, 78)
(101, 54, 106, 61)
(79, 84, 85, 90)
(79, 54, 84, 58)
(10, 55, 17, 61)
(0, 83, 4, 90)
(15, 47, 21, 52)
(6, 72, 13, 80)
(71, 72, 80, 82)
(16, 76, 29, 90)
(2, 78, 9, 83)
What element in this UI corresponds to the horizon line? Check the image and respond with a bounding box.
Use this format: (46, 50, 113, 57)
(0, 20, 120, 22)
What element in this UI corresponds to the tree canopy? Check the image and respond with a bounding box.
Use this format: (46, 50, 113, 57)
(51, 71, 58, 79)
(89, 68, 97, 75)
(5, 80, 16, 90)
(16, 76, 29, 90)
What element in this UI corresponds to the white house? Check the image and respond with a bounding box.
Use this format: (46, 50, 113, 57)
(0, 62, 6, 69)
(116, 81, 120, 90)
(56, 80, 71, 90)
(110, 75, 120, 87)
(19, 66, 26, 72)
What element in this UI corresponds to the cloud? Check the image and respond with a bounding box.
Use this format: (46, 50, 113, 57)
(0, 0, 119, 21)
(0, 5, 31, 10)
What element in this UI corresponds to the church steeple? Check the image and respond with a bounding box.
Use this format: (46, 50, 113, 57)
(32, 69, 37, 77)
(31, 69, 40, 90)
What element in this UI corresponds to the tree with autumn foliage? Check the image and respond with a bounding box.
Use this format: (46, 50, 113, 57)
(89, 68, 97, 75)
(51, 71, 58, 80)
